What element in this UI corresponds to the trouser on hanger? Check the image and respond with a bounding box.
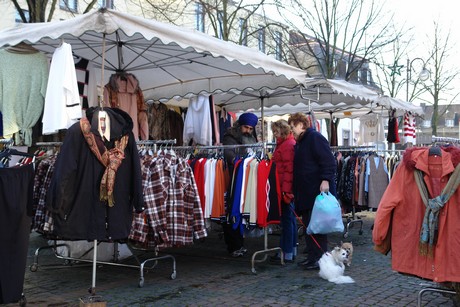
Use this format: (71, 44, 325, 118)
(0, 164, 34, 304)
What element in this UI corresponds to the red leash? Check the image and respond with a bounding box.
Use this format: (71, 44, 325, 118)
(290, 206, 326, 254)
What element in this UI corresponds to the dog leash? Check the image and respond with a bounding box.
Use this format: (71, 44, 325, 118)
(290, 206, 326, 254)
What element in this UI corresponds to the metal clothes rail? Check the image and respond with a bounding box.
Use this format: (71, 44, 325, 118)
(178, 143, 282, 273)
(30, 140, 177, 288)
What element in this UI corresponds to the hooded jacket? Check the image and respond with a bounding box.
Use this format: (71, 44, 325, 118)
(373, 146, 460, 283)
(46, 107, 143, 241)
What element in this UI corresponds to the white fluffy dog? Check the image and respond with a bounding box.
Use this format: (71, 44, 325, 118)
(318, 247, 355, 284)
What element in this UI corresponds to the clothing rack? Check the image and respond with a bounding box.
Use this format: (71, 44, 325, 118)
(0, 138, 13, 149)
(172, 142, 267, 151)
(431, 136, 460, 144)
(172, 142, 281, 273)
(30, 140, 177, 288)
(330, 145, 376, 152)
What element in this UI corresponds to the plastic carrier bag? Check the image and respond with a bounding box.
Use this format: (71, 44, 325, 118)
(306, 192, 344, 235)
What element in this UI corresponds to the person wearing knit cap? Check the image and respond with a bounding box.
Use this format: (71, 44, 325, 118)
(221, 112, 258, 257)
(238, 112, 258, 129)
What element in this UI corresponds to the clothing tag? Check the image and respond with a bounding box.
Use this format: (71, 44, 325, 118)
(98, 111, 111, 141)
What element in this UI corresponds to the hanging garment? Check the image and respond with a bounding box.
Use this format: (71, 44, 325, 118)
(183, 95, 213, 146)
(403, 112, 416, 145)
(373, 146, 460, 283)
(103, 73, 148, 140)
(74, 56, 98, 110)
(387, 109, 400, 143)
(366, 154, 389, 209)
(130, 152, 207, 248)
(0, 163, 34, 304)
(148, 102, 170, 140)
(0, 49, 49, 145)
(42, 42, 81, 135)
(358, 113, 385, 145)
(46, 107, 143, 241)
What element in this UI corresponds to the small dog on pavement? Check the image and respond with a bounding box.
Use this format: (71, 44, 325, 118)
(341, 241, 353, 267)
(318, 247, 355, 284)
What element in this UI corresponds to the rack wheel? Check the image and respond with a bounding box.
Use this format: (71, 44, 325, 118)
(30, 263, 38, 272)
(139, 277, 144, 288)
(19, 294, 26, 307)
(171, 272, 177, 280)
(343, 232, 349, 238)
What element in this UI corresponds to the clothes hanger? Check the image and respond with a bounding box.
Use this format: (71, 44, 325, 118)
(428, 144, 442, 156)
(6, 42, 39, 54)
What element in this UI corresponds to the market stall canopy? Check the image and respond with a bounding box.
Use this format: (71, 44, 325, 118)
(215, 78, 423, 117)
(0, 8, 306, 101)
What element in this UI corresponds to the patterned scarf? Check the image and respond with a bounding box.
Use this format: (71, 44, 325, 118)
(80, 117, 129, 207)
(414, 163, 460, 257)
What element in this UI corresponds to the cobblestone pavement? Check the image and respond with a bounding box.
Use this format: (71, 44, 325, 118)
(3, 211, 459, 307)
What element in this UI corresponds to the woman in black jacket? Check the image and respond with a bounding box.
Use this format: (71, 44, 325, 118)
(288, 112, 337, 270)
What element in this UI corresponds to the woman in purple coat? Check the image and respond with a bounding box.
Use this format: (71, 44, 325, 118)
(288, 113, 337, 270)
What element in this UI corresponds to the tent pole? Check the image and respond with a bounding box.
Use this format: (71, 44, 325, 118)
(261, 97, 265, 142)
(99, 33, 107, 108)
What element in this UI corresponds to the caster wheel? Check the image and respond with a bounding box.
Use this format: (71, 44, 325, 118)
(30, 264, 38, 272)
(251, 268, 257, 274)
(343, 232, 349, 238)
(64, 259, 71, 266)
(139, 277, 144, 288)
(171, 272, 177, 280)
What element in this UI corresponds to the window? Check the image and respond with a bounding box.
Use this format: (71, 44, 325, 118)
(239, 18, 248, 46)
(15, 10, 29, 23)
(274, 31, 282, 61)
(217, 10, 224, 39)
(342, 129, 350, 147)
(422, 120, 431, 128)
(196, 3, 205, 32)
(98, 0, 114, 9)
(60, 0, 78, 12)
(258, 27, 265, 53)
(445, 119, 454, 127)
(335, 60, 347, 79)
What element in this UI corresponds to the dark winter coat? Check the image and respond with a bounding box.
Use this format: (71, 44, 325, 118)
(46, 107, 144, 241)
(293, 128, 337, 212)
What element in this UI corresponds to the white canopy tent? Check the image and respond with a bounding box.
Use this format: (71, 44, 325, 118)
(0, 8, 306, 101)
(214, 79, 423, 117)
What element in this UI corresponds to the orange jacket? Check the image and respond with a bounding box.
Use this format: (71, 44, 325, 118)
(373, 146, 460, 283)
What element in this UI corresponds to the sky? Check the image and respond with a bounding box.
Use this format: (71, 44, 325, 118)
(387, 0, 460, 44)
(384, 0, 460, 103)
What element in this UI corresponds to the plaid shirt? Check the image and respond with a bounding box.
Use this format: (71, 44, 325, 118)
(32, 155, 57, 234)
(130, 153, 207, 248)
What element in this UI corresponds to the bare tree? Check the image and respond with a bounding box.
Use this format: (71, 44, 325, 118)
(272, 0, 400, 83)
(422, 22, 460, 136)
(12, 0, 98, 23)
(134, 0, 271, 45)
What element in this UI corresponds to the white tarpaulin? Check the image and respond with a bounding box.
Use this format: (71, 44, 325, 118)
(215, 78, 422, 116)
(0, 8, 306, 101)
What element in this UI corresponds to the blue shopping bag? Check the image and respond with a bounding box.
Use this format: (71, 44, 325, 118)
(306, 192, 344, 235)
